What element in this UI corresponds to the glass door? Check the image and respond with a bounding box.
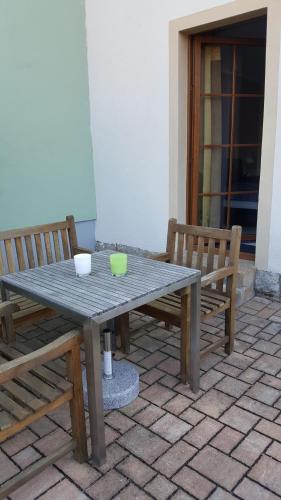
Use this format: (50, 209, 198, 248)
(189, 36, 265, 255)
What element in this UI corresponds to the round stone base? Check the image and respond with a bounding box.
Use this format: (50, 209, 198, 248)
(82, 360, 139, 410)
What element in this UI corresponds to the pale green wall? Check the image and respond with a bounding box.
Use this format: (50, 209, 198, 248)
(0, 0, 96, 231)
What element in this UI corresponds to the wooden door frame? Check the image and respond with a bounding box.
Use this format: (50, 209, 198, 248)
(188, 35, 265, 258)
(169, 0, 281, 271)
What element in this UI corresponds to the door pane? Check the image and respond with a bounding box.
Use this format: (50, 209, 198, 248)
(236, 46, 266, 94)
(201, 45, 233, 93)
(198, 195, 227, 228)
(200, 97, 231, 145)
(229, 194, 258, 235)
(199, 148, 229, 193)
(234, 97, 264, 144)
(231, 147, 261, 192)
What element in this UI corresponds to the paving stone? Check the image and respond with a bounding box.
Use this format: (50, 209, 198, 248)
(86, 469, 128, 500)
(200, 369, 225, 391)
(115, 483, 153, 499)
(208, 487, 235, 499)
(260, 374, 281, 390)
(244, 348, 263, 360)
(157, 357, 180, 376)
(1, 429, 37, 456)
(56, 452, 101, 488)
(118, 425, 169, 464)
(180, 408, 205, 425)
(174, 383, 203, 401)
(215, 362, 242, 377)
(105, 411, 135, 434)
(39, 478, 88, 499)
(160, 344, 180, 359)
(13, 446, 41, 469)
(266, 441, 281, 461)
(210, 426, 244, 454)
(193, 389, 235, 418)
(253, 340, 280, 355)
(10, 466, 63, 500)
(253, 354, 281, 375)
(145, 474, 177, 499)
(234, 477, 279, 500)
(171, 490, 194, 499)
(242, 324, 261, 336)
(173, 466, 215, 499)
(116, 455, 156, 487)
(153, 441, 196, 477)
(127, 348, 150, 363)
(200, 353, 222, 371)
(249, 455, 281, 496)
(190, 445, 248, 491)
(246, 382, 280, 405)
(224, 352, 253, 370)
(104, 424, 120, 445)
(120, 397, 149, 417)
(160, 374, 179, 388)
(272, 333, 281, 345)
(29, 416, 57, 437)
(141, 383, 175, 406)
(150, 413, 191, 443)
(134, 403, 165, 427)
(238, 367, 263, 384)
(141, 368, 165, 385)
(255, 419, 281, 442)
(215, 376, 249, 398)
(139, 351, 168, 369)
(231, 430, 271, 465)
(34, 427, 71, 456)
(163, 394, 192, 415)
(236, 395, 279, 421)
(133, 336, 165, 352)
(239, 314, 269, 328)
(220, 405, 259, 433)
(97, 442, 129, 475)
(0, 449, 19, 484)
(184, 416, 223, 449)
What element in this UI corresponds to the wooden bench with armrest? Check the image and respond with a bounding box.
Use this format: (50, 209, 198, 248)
(118, 219, 242, 385)
(0, 301, 87, 498)
(0, 215, 92, 340)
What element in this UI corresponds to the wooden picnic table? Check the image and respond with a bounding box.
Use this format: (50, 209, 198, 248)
(0, 250, 201, 466)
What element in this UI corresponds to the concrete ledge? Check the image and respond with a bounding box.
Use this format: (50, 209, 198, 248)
(255, 270, 281, 301)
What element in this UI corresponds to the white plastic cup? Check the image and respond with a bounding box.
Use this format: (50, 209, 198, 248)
(74, 254, 91, 277)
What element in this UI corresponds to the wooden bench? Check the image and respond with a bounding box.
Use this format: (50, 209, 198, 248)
(0, 303, 87, 498)
(0, 215, 92, 338)
(119, 219, 241, 382)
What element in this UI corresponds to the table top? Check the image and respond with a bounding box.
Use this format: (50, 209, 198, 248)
(1, 251, 200, 323)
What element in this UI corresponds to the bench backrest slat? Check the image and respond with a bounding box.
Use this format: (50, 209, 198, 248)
(166, 218, 241, 291)
(0, 215, 77, 275)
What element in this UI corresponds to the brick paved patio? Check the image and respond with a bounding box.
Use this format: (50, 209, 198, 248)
(1, 296, 281, 499)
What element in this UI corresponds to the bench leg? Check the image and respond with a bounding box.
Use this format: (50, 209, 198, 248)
(115, 313, 130, 354)
(180, 289, 190, 385)
(66, 344, 88, 463)
(225, 275, 235, 355)
(225, 305, 235, 355)
(1, 286, 16, 344)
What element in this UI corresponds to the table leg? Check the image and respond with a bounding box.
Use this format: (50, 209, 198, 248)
(190, 279, 201, 393)
(83, 318, 106, 466)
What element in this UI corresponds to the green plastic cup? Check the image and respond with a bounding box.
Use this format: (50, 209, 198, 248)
(110, 253, 128, 277)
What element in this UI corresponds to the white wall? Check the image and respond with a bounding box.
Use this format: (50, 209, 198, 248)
(268, 40, 281, 273)
(85, 0, 228, 252)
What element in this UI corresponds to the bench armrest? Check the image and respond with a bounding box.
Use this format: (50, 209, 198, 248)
(201, 266, 235, 288)
(0, 302, 19, 318)
(150, 252, 171, 262)
(0, 329, 81, 385)
(73, 246, 93, 255)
